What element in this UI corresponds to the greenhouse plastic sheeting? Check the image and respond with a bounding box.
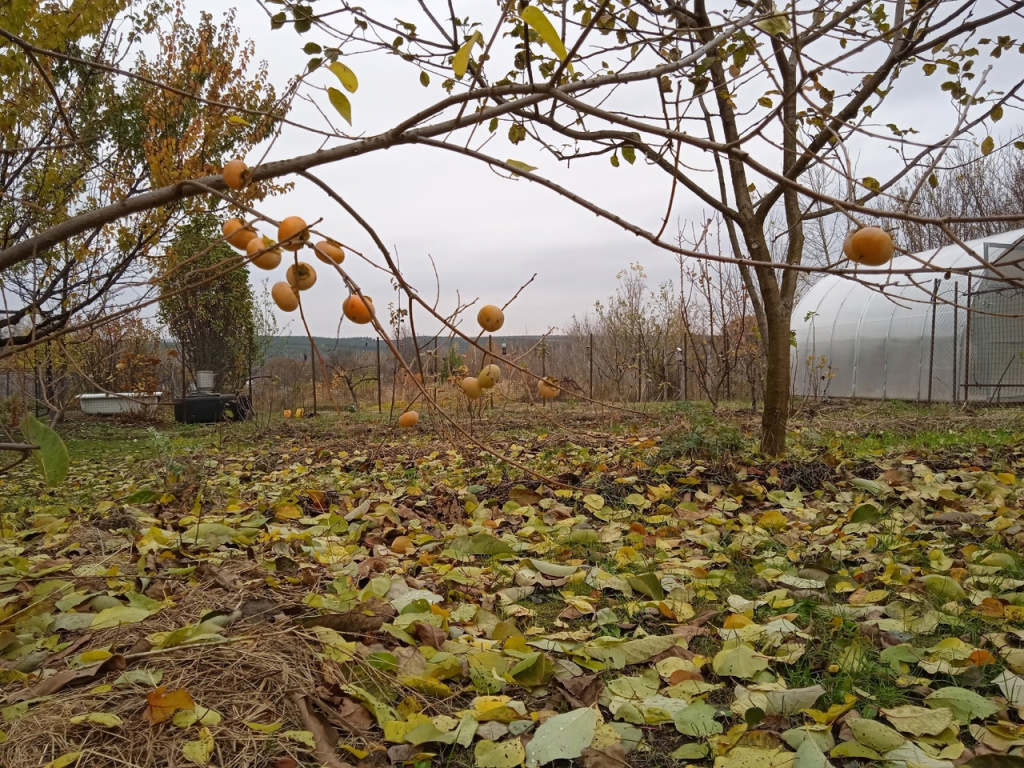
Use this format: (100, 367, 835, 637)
(791, 227, 1024, 403)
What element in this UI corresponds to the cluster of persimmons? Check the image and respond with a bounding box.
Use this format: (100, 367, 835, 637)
(219, 159, 568, 426)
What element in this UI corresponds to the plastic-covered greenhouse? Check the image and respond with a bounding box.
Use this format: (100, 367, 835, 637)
(791, 227, 1024, 403)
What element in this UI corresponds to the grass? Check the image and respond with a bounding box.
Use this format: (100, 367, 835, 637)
(5, 399, 1024, 765)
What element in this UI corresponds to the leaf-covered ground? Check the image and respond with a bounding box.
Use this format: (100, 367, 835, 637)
(4, 403, 1024, 768)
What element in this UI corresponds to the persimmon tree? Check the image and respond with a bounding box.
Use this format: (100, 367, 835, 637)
(4, 1, 1024, 454)
(0, 2, 278, 350)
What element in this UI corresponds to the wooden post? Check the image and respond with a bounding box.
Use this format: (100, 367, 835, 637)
(310, 337, 317, 416)
(589, 333, 594, 399)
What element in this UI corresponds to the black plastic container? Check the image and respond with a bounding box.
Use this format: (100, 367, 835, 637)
(173, 393, 252, 424)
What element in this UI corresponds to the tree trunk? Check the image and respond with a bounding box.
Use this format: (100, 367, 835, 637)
(760, 306, 792, 455)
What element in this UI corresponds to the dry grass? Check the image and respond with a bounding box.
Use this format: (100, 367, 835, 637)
(4, 627, 324, 768)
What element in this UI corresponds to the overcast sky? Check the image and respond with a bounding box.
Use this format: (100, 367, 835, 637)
(221, 3, 1024, 339)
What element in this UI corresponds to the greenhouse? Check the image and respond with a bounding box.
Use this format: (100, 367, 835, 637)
(791, 227, 1024, 403)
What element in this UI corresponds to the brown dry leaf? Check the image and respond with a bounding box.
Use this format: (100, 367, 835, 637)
(412, 621, 447, 650)
(144, 686, 196, 724)
(325, 697, 375, 735)
(582, 744, 629, 768)
(303, 598, 396, 635)
(509, 487, 543, 506)
(5, 653, 126, 705)
(559, 674, 604, 708)
(292, 693, 357, 768)
(197, 561, 243, 591)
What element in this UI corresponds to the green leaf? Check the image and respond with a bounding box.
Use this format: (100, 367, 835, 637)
(758, 96, 773, 108)
(627, 572, 664, 600)
(921, 574, 966, 601)
(962, 756, 1024, 767)
(881, 704, 954, 737)
(794, 737, 834, 768)
(610, 154, 620, 168)
(621, 146, 636, 165)
(19, 413, 69, 486)
(476, 739, 526, 768)
(982, 135, 995, 155)
(673, 701, 722, 738)
(850, 477, 883, 495)
(91, 605, 156, 629)
(992, 105, 1004, 122)
(928, 173, 939, 189)
(924, 686, 999, 722)
(420, 70, 430, 87)
(328, 87, 352, 125)
(328, 61, 358, 93)
(303, 42, 321, 54)
(850, 504, 881, 523)
(451, 533, 513, 555)
(847, 718, 906, 752)
(860, 177, 881, 192)
(712, 642, 770, 679)
(755, 14, 792, 36)
(505, 159, 537, 176)
(528, 559, 578, 578)
(182, 727, 214, 765)
(521, 6, 569, 61)
(672, 743, 709, 760)
(524, 708, 597, 768)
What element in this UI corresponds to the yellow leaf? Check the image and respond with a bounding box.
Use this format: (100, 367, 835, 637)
(144, 686, 195, 724)
(79, 649, 113, 663)
(182, 726, 215, 766)
(328, 87, 352, 125)
(757, 510, 788, 530)
(274, 503, 303, 520)
(328, 61, 359, 93)
(453, 32, 482, 79)
(69, 712, 123, 727)
(521, 6, 569, 61)
(982, 136, 995, 155)
(228, 115, 251, 126)
(43, 752, 82, 768)
(245, 721, 284, 733)
(505, 159, 537, 176)
(398, 675, 453, 697)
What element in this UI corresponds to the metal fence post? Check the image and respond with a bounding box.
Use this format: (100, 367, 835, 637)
(964, 275, 973, 403)
(952, 281, 959, 404)
(928, 279, 939, 405)
(376, 338, 382, 413)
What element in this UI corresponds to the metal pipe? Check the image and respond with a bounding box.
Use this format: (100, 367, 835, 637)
(376, 338, 382, 413)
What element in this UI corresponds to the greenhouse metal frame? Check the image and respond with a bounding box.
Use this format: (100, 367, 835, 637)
(791, 227, 1024, 403)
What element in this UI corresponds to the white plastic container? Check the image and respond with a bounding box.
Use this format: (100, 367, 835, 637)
(77, 392, 162, 415)
(195, 371, 215, 392)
